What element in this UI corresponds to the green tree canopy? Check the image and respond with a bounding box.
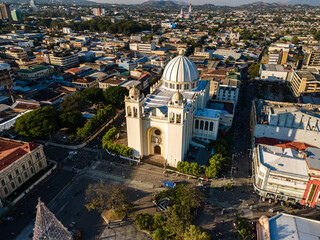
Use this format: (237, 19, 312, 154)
(248, 62, 261, 79)
(103, 86, 129, 109)
(183, 225, 211, 240)
(292, 36, 299, 45)
(59, 111, 85, 130)
(81, 87, 104, 104)
(14, 107, 60, 139)
(60, 92, 87, 113)
(85, 181, 132, 216)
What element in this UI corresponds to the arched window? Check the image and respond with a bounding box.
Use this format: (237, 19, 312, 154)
(195, 120, 199, 129)
(133, 107, 137, 117)
(127, 106, 132, 117)
(176, 114, 181, 123)
(209, 122, 213, 131)
(200, 120, 204, 130)
(205, 121, 208, 130)
(169, 112, 175, 123)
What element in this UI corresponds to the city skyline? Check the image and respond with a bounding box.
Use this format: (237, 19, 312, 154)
(93, 0, 297, 6)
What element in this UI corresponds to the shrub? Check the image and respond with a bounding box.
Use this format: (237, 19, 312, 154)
(177, 161, 201, 176)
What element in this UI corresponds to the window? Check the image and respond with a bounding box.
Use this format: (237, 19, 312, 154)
(28, 160, 32, 166)
(22, 165, 26, 171)
(39, 161, 43, 169)
(154, 129, 161, 136)
(4, 187, 8, 195)
(1, 179, 5, 186)
(176, 114, 181, 123)
(24, 172, 28, 179)
(127, 106, 132, 117)
(205, 121, 209, 130)
(11, 182, 15, 189)
(15, 169, 19, 176)
(195, 120, 199, 129)
(36, 152, 41, 159)
(18, 177, 22, 184)
(200, 121, 204, 130)
(31, 167, 34, 174)
(209, 122, 213, 131)
(8, 174, 12, 181)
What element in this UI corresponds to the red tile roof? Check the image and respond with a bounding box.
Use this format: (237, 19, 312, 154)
(0, 138, 39, 171)
(256, 137, 315, 151)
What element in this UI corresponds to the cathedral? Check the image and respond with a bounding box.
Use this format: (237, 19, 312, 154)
(125, 53, 221, 167)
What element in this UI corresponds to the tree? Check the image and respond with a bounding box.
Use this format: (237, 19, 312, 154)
(153, 214, 165, 229)
(248, 62, 261, 79)
(292, 36, 299, 45)
(59, 111, 85, 130)
(14, 107, 60, 139)
(103, 86, 129, 109)
(184, 225, 211, 240)
(205, 153, 228, 178)
(81, 87, 104, 104)
(166, 205, 188, 239)
(102, 127, 119, 143)
(85, 181, 132, 216)
(153, 228, 166, 240)
(135, 213, 154, 230)
(313, 31, 320, 41)
(60, 92, 87, 113)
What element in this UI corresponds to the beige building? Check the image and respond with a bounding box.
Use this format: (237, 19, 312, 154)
(0, 63, 14, 87)
(0, 138, 47, 207)
(5, 49, 27, 60)
(289, 70, 320, 98)
(303, 49, 320, 70)
(44, 51, 79, 70)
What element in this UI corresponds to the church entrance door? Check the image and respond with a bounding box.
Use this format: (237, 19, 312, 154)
(154, 145, 161, 154)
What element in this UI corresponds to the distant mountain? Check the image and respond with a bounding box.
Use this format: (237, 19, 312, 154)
(239, 1, 286, 7)
(287, 0, 320, 6)
(141, 0, 187, 7)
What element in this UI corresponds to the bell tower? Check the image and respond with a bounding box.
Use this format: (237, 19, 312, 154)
(125, 87, 144, 159)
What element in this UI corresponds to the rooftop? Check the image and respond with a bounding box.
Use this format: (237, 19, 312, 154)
(195, 108, 220, 119)
(0, 138, 39, 172)
(269, 213, 320, 240)
(258, 144, 309, 178)
(261, 64, 286, 72)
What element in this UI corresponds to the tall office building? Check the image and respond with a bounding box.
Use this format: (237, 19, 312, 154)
(11, 9, 22, 21)
(0, 4, 11, 20)
(30, 0, 36, 8)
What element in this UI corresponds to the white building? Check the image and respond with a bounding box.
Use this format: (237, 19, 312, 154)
(129, 42, 156, 54)
(259, 64, 289, 82)
(62, 27, 72, 34)
(216, 79, 240, 106)
(253, 144, 309, 202)
(125, 53, 220, 167)
(252, 100, 320, 148)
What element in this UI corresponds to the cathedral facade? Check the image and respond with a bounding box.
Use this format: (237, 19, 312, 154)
(125, 53, 220, 167)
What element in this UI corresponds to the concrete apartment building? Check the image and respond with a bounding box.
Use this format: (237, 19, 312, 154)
(44, 51, 79, 70)
(251, 100, 320, 149)
(5, 49, 27, 60)
(0, 63, 14, 87)
(17, 65, 53, 82)
(303, 48, 320, 70)
(289, 70, 320, 98)
(259, 64, 289, 82)
(216, 79, 240, 106)
(0, 138, 48, 207)
(129, 42, 156, 54)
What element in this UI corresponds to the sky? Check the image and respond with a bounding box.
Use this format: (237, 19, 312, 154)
(93, 0, 281, 6)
